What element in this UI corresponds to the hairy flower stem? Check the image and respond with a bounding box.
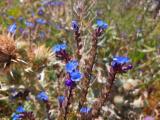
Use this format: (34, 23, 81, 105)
(21, 112, 35, 120)
(91, 67, 116, 118)
(64, 87, 73, 120)
(75, 28, 82, 60)
(29, 28, 32, 50)
(56, 50, 70, 62)
(79, 28, 102, 109)
(45, 101, 51, 120)
(56, 49, 71, 119)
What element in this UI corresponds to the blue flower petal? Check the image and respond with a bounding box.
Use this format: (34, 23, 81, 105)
(52, 43, 67, 53)
(36, 18, 46, 24)
(52, 44, 61, 53)
(60, 43, 67, 50)
(80, 107, 91, 113)
(71, 20, 79, 31)
(112, 56, 130, 64)
(37, 91, 49, 101)
(70, 70, 83, 82)
(102, 22, 108, 29)
(8, 23, 17, 33)
(96, 20, 103, 26)
(96, 19, 108, 29)
(38, 8, 44, 16)
(16, 106, 25, 113)
(65, 79, 74, 87)
(25, 21, 34, 27)
(58, 96, 65, 103)
(111, 56, 130, 68)
(65, 60, 78, 73)
(12, 113, 23, 120)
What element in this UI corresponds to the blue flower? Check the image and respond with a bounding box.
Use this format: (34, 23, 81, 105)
(70, 70, 83, 82)
(65, 79, 74, 87)
(96, 19, 108, 29)
(52, 43, 67, 53)
(12, 106, 25, 120)
(58, 95, 65, 103)
(12, 113, 22, 120)
(18, 16, 24, 21)
(65, 60, 78, 73)
(71, 20, 79, 31)
(38, 8, 44, 16)
(8, 23, 16, 33)
(9, 16, 14, 20)
(52, 45, 61, 53)
(36, 18, 46, 25)
(60, 44, 67, 50)
(25, 21, 34, 27)
(37, 91, 49, 101)
(16, 106, 25, 113)
(39, 31, 45, 38)
(111, 56, 130, 67)
(111, 56, 132, 72)
(80, 107, 91, 113)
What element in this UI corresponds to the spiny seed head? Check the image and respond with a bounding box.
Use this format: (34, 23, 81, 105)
(0, 35, 17, 64)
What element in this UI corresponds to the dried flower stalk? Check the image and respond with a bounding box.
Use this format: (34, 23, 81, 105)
(79, 28, 102, 109)
(75, 27, 83, 60)
(91, 66, 116, 118)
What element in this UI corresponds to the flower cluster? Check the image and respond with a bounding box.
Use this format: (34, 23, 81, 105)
(96, 19, 108, 30)
(52, 43, 67, 53)
(65, 60, 83, 87)
(12, 106, 25, 120)
(52, 43, 69, 61)
(2, 3, 141, 118)
(37, 91, 49, 102)
(53, 42, 83, 86)
(111, 56, 132, 73)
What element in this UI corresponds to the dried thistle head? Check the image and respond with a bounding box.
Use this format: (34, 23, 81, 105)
(0, 35, 17, 69)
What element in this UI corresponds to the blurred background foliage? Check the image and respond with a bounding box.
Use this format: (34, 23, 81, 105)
(0, 0, 159, 119)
